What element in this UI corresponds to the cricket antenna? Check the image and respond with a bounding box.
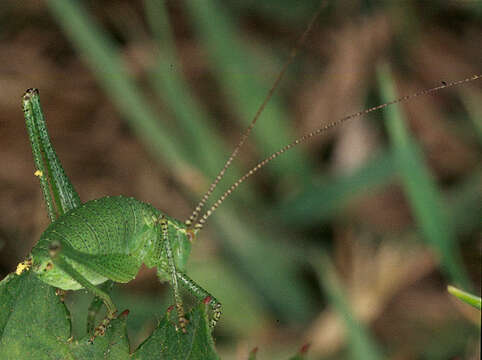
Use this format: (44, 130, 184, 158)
(193, 74, 481, 229)
(185, 2, 327, 227)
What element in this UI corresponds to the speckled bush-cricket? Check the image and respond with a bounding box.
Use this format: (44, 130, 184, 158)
(15, 8, 480, 342)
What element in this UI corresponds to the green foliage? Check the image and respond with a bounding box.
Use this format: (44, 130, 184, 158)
(133, 304, 218, 360)
(0, 272, 72, 359)
(447, 286, 481, 310)
(0, 272, 218, 359)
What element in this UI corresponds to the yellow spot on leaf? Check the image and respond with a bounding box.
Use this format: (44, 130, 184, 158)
(34, 170, 43, 177)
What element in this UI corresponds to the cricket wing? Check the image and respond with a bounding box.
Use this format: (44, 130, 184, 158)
(60, 244, 141, 283)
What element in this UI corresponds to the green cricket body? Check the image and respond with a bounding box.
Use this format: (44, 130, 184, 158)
(21, 87, 222, 338)
(31, 196, 194, 290)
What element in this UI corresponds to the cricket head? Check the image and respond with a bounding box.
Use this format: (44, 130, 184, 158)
(29, 241, 84, 290)
(30, 246, 62, 292)
(29, 245, 55, 280)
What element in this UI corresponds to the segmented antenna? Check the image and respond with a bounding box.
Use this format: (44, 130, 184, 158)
(193, 74, 481, 229)
(185, 3, 326, 227)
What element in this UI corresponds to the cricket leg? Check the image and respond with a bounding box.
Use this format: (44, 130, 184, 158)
(176, 272, 222, 328)
(87, 280, 115, 335)
(48, 241, 117, 341)
(158, 217, 188, 333)
(22, 88, 82, 221)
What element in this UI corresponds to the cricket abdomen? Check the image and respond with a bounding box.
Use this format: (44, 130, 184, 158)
(32, 196, 159, 289)
(31, 196, 191, 290)
(41, 196, 158, 254)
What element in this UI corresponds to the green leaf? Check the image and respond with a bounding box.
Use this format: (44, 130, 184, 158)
(447, 286, 481, 310)
(71, 315, 130, 360)
(133, 303, 219, 360)
(1, 271, 219, 359)
(0, 271, 73, 360)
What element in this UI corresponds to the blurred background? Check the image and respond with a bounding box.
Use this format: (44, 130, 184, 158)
(0, 0, 480, 358)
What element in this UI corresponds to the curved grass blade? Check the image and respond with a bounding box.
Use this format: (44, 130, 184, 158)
(46, 0, 193, 180)
(276, 150, 397, 226)
(376, 64, 471, 289)
(312, 252, 383, 360)
(183, 0, 313, 181)
(143, 0, 252, 202)
(447, 285, 481, 310)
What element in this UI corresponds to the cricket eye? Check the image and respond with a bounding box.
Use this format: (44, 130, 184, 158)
(46, 262, 53, 271)
(48, 241, 61, 257)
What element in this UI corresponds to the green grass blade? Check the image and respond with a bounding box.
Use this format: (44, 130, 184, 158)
(276, 151, 397, 226)
(376, 64, 471, 289)
(182, 0, 313, 181)
(313, 252, 384, 360)
(143, 0, 252, 202)
(46, 0, 192, 178)
(447, 285, 481, 310)
(213, 209, 316, 323)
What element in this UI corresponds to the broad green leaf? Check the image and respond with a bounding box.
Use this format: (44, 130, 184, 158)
(133, 303, 219, 360)
(0, 271, 72, 359)
(1, 271, 219, 359)
(71, 315, 130, 360)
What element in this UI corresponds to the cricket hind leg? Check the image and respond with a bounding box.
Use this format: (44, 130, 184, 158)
(157, 216, 188, 332)
(23, 88, 82, 221)
(87, 280, 115, 335)
(48, 242, 117, 342)
(176, 272, 222, 328)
